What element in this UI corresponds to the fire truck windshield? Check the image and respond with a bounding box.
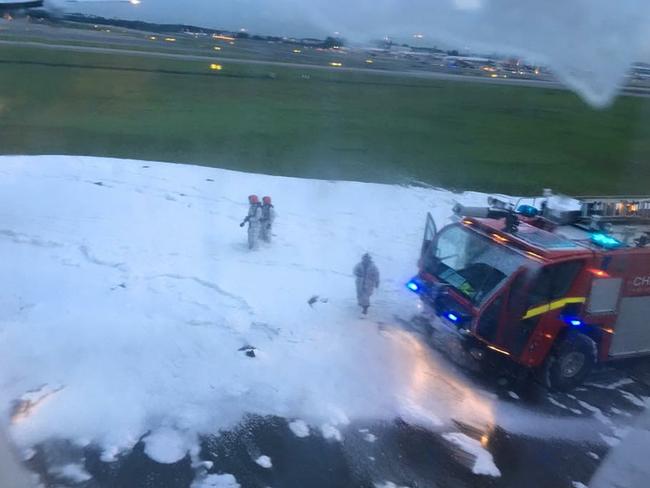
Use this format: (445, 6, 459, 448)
(424, 225, 525, 304)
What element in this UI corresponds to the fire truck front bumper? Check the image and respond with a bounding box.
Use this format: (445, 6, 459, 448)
(406, 276, 473, 334)
(407, 276, 510, 369)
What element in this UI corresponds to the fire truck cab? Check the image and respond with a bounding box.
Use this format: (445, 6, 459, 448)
(408, 193, 650, 390)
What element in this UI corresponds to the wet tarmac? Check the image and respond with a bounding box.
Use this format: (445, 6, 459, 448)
(22, 344, 650, 488)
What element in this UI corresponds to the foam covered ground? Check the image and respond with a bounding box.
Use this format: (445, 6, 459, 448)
(0, 156, 499, 457)
(1, 156, 633, 484)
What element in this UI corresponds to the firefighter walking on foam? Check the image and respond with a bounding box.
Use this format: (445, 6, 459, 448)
(240, 195, 262, 250)
(260, 196, 275, 243)
(354, 253, 380, 315)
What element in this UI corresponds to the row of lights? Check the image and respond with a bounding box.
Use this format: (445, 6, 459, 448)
(147, 36, 176, 42)
(148, 36, 235, 46)
(145, 35, 377, 71)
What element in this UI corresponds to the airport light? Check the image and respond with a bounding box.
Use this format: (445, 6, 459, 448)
(210, 63, 223, 71)
(365, 59, 373, 64)
(329, 62, 342, 67)
(213, 46, 221, 51)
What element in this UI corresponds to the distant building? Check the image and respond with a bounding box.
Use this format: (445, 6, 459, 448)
(631, 63, 650, 80)
(300, 38, 323, 46)
(444, 55, 493, 69)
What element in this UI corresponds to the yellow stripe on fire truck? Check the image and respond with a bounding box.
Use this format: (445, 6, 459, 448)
(522, 297, 586, 320)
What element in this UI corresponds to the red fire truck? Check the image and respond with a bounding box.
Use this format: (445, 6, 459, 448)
(407, 192, 650, 390)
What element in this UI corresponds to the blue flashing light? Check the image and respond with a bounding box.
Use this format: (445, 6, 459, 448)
(407, 281, 420, 292)
(591, 233, 622, 249)
(446, 312, 459, 322)
(563, 316, 584, 327)
(517, 204, 539, 217)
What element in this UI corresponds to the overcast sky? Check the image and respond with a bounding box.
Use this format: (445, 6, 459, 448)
(49, 0, 496, 41)
(53, 0, 352, 38)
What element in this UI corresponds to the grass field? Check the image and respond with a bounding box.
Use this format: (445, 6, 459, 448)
(2, 44, 650, 194)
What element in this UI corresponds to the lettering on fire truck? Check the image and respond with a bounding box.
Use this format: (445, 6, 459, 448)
(633, 275, 650, 287)
(628, 274, 650, 296)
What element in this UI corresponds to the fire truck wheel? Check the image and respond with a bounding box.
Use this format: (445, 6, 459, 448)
(544, 332, 597, 392)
